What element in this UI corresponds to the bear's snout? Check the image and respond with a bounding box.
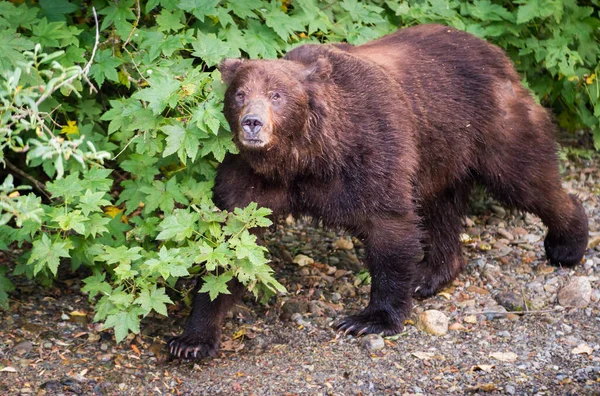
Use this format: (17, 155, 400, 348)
(241, 114, 263, 135)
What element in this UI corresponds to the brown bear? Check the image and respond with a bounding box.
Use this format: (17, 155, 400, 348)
(168, 24, 589, 359)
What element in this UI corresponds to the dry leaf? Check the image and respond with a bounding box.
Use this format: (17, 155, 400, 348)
(412, 351, 435, 360)
(0, 367, 17, 373)
(491, 351, 518, 362)
(571, 343, 593, 355)
(293, 254, 314, 266)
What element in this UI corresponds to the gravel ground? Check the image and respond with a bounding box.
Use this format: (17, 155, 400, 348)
(1, 155, 599, 395)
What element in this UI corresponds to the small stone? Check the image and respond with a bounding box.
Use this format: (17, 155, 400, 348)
(558, 276, 592, 308)
(449, 322, 465, 331)
(497, 331, 511, 338)
(505, 384, 516, 395)
(491, 204, 506, 218)
(361, 334, 385, 353)
(467, 285, 490, 295)
(282, 298, 309, 317)
(464, 315, 478, 324)
(417, 310, 449, 336)
(513, 227, 527, 236)
(293, 254, 314, 266)
(484, 305, 507, 320)
(332, 282, 356, 298)
(13, 341, 33, 356)
(497, 228, 514, 240)
(334, 238, 354, 250)
(495, 292, 526, 312)
(330, 292, 342, 302)
(506, 313, 520, 321)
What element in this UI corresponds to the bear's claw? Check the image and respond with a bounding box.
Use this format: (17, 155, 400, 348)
(167, 336, 218, 360)
(334, 311, 402, 337)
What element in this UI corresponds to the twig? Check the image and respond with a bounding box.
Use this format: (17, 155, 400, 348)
(35, 7, 100, 107)
(111, 134, 139, 160)
(123, 0, 141, 49)
(4, 159, 52, 200)
(468, 308, 560, 315)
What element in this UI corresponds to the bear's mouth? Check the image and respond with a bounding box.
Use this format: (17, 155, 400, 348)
(240, 138, 267, 148)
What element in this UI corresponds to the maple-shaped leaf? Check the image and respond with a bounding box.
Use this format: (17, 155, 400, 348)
(99, 246, 143, 266)
(54, 210, 88, 235)
(178, 0, 220, 22)
(200, 271, 233, 301)
(98, 0, 136, 37)
(191, 31, 240, 67)
(156, 9, 185, 32)
(261, 1, 306, 41)
(140, 178, 189, 214)
(156, 209, 200, 241)
(132, 74, 181, 115)
(225, 0, 261, 19)
(243, 20, 280, 59)
(161, 122, 208, 164)
(194, 242, 232, 271)
(199, 131, 238, 162)
(229, 230, 268, 266)
(143, 246, 191, 280)
(89, 49, 124, 86)
(134, 285, 173, 316)
(103, 306, 144, 343)
(78, 189, 111, 216)
(81, 272, 113, 299)
(28, 234, 72, 276)
(83, 213, 111, 238)
(0, 31, 34, 70)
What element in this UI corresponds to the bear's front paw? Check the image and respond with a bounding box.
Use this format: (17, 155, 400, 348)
(334, 310, 402, 337)
(167, 334, 219, 359)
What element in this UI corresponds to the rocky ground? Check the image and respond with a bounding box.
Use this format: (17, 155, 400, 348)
(1, 155, 599, 395)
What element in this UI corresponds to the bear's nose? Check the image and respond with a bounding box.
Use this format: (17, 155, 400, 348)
(241, 115, 263, 135)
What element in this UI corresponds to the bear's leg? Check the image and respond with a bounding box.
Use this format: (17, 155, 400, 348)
(168, 278, 245, 359)
(480, 150, 588, 267)
(335, 215, 423, 336)
(413, 185, 471, 299)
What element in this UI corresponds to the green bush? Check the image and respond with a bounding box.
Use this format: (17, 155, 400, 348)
(0, 0, 598, 342)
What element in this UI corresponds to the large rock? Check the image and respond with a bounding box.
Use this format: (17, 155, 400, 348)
(558, 277, 592, 308)
(416, 310, 449, 336)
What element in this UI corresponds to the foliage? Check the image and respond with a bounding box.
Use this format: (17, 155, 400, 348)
(0, 0, 598, 342)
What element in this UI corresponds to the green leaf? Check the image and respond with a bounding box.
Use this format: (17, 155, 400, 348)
(243, 20, 281, 59)
(89, 49, 124, 87)
(0, 266, 15, 310)
(194, 242, 232, 271)
(132, 74, 181, 115)
(199, 131, 238, 162)
(262, 1, 306, 41)
(161, 122, 207, 163)
(83, 214, 111, 238)
(55, 210, 88, 235)
(157, 209, 200, 241)
(78, 189, 111, 216)
(191, 31, 241, 68)
(98, 0, 136, 36)
(0, 31, 34, 70)
(82, 273, 113, 299)
(31, 18, 81, 48)
(119, 154, 159, 182)
(104, 306, 144, 343)
(39, 0, 78, 21)
(156, 9, 185, 32)
(199, 271, 233, 301)
(178, 0, 220, 22)
(99, 246, 143, 266)
(230, 230, 268, 266)
(140, 178, 189, 214)
(134, 285, 173, 316)
(225, 0, 261, 19)
(143, 246, 191, 280)
(28, 234, 71, 276)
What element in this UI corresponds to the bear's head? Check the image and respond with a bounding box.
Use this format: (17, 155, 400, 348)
(219, 57, 332, 151)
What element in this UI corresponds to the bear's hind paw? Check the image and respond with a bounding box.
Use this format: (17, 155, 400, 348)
(167, 335, 218, 359)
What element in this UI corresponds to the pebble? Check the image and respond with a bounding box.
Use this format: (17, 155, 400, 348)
(293, 254, 314, 266)
(558, 276, 592, 308)
(334, 238, 353, 250)
(361, 334, 385, 353)
(495, 291, 526, 311)
(484, 305, 507, 320)
(330, 292, 342, 302)
(497, 229, 514, 240)
(14, 341, 33, 355)
(417, 310, 449, 336)
(463, 315, 478, 324)
(505, 384, 516, 394)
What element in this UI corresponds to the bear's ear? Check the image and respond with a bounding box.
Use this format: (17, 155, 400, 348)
(219, 58, 244, 85)
(303, 58, 332, 81)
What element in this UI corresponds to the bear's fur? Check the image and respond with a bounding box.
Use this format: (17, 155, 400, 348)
(168, 24, 589, 359)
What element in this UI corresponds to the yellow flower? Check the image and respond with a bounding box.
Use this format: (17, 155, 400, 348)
(61, 120, 79, 135)
(586, 73, 596, 85)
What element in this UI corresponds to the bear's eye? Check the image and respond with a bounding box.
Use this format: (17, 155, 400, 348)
(235, 91, 245, 101)
(270, 92, 281, 102)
